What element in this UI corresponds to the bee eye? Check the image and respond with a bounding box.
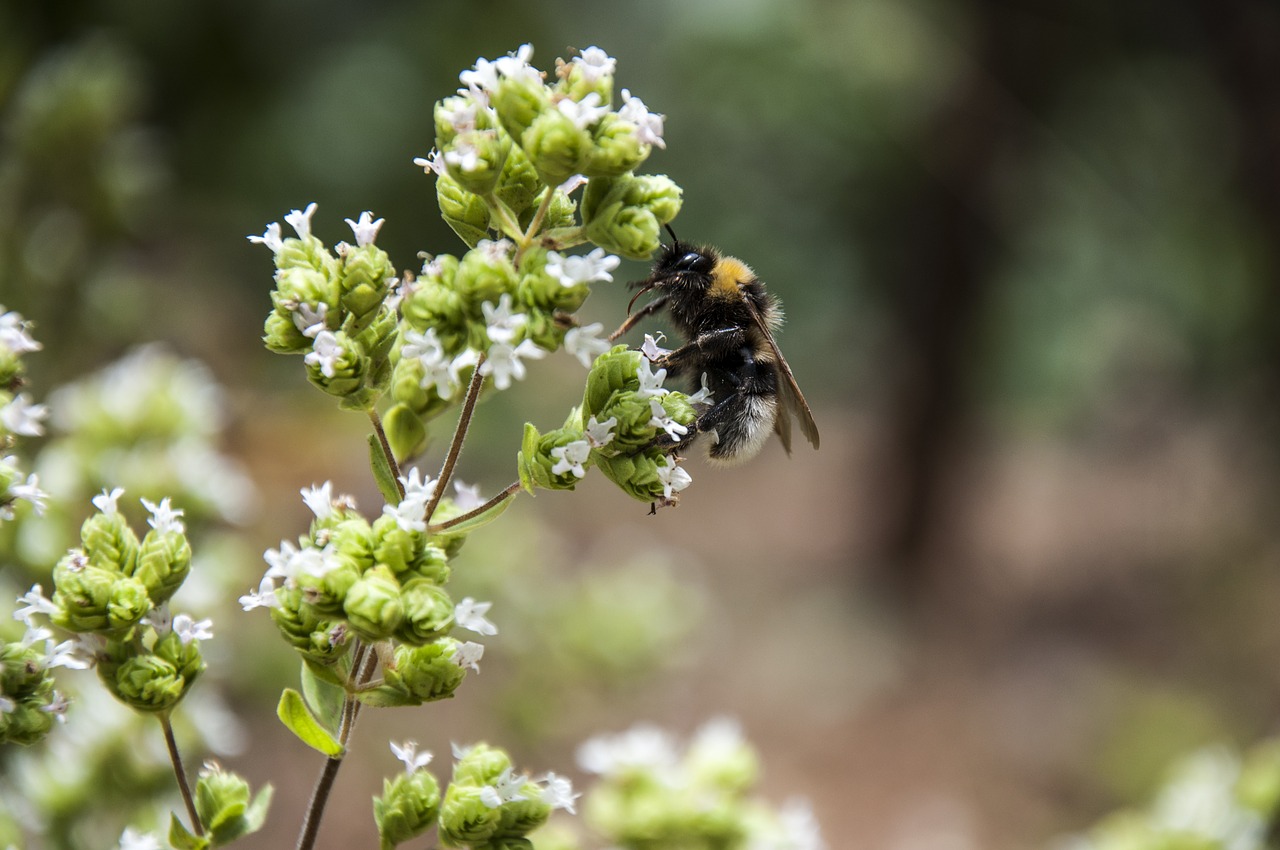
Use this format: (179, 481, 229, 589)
(675, 252, 712, 274)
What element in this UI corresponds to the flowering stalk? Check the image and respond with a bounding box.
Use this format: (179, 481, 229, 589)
(160, 712, 204, 838)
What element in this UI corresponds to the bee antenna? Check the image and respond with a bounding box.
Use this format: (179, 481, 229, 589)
(664, 222, 679, 245)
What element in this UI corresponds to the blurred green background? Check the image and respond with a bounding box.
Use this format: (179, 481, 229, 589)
(3, 1, 1280, 848)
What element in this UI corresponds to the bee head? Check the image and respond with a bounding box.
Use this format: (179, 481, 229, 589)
(626, 226, 716, 313)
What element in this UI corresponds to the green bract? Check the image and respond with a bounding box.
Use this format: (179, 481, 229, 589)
(375, 769, 441, 850)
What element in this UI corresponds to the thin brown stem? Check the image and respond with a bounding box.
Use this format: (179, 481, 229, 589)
(296, 643, 380, 850)
(368, 408, 405, 499)
(423, 356, 486, 524)
(159, 713, 203, 837)
(513, 189, 555, 267)
(428, 480, 522, 533)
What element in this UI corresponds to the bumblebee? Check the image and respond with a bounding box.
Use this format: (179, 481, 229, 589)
(611, 227, 820, 464)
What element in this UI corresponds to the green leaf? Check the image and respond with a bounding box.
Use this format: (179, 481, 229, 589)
(169, 813, 210, 850)
(276, 688, 344, 757)
(369, 433, 403, 505)
(430, 487, 518, 535)
(300, 660, 346, 733)
(208, 785, 274, 846)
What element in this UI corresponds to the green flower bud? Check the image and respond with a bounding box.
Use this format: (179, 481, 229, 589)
(556, 51, 615, 106)
(99, 650, 187, 713)
(0, 351, 25, 392)
(384, 401, 430, 463)
(435, 95, 495, 147)
(544, 185, 579, 230)
(131, 526, 192, 606)
(582, 174, 682, 260)
(153, 630, 206, 684)
(442, 129, 512, 196)
(374, 638, 467, 705)
(407, 542, 451, 585)
(0, 640, 52, 701)
(270, 586, 352, 664)
(305, 329, 371, 401)
(425, 500, 472, 560)
(582, 114, 646, 178)
(372, 513, 428, 576)
(438, 174, 492, 249)
(685, 721, 759, 794)
(495, 145, 541, 219)
(514, 248, 588, 314)
(343, 565, 404, 641)
(455, 242, 518, 314)
(374, 768, 441, 849)
(51, 552, 151, 634)
(496, 795, 552, 839)
(521, 110, 590, 187)
(593, 447, 667, 502)
(517, 424, 590, 492)
(0, 700, 55, 746)
(273, 266, 339, 320)
(396, 579, 454, 645)
(263, 309, 312, 354)
(274, 234, 339, 277)
(295, 556, 361, 617)
(582, 345, 643, 416)
(439, 784, 502, 847)
(195, 761, 250, 831)
(519, 309, 568, 352)
(493, 75, 552, 144)
(338, 243, 395, 335)
(322, 516, 376, 571)
(401, 287, 469, 358)
(79, 509, 139, 574)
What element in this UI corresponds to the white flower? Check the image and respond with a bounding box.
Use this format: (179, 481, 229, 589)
(649, 398, 689, 440)
(0, 308, 42, 354)
(305, 330, 343, 379)
(118, 826, 163, 850)
(141, 497, 185, 534)
(572, 47, 616, 82)
(401, 327, 458, 397)
(688, 372, 714, 406)
(557, 91, 609, 129)
(691, 717, 745, 759)
(585, 415, 617, 449)
(577, 724, 680, 776)
(481, 293, 526, 344)
(444, 140, 482, 173)
(455, 597, 498, 636)
(247, 221, 284, 253)
(142, 603, 173, 633)
(540, 772, 580, 814)
(452, 480, 484, 511)
(14, 584, 56, 627)
(283, 202, 318, 240)
(549, 440, 591, 479)
(390, 740, 434, 773)
(92, 486, 125, 515)
(749, 799, 827, 850)
(173, 613, 214, 646)
(48, 634, 100, 670)
(413, 149, 447, 177)
(344, 211, 384, 247)
(450, 640, 485, 672)
(383, 494, 428, 533)
(478, 238, 515, 263)
(438, 99, 479, 133)
(460, 44, 537, 94)
(292, 301, 328, 338)
(301, 481, 334, 521)
(7, 472, 47, 517)
(399, 467, 438, 503)
(0, 695, 15, 715)
(564, 323, 611, 368)
(481, 339, 546, 390)
(451, 742, 474, 760)
(239, 576, 279, 612)
(635, 358, 670, 398)
(640, 333, 672, 362)
(656, 457, 692, 499)
(42, 690, 69, 723)
(618, 89, 666, 149)
(1, 393, 49, 437)
(479, 767, 529, 808)
(557, 174, 588, 195)
(545, 247, 620, 288)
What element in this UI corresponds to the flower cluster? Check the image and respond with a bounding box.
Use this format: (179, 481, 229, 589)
(254, 206, 399, 411)
(240, 477, 496, 707)
(0, 305, 49, 523)
(518, 345, 701, 505)
(7, 489, 209, 724)
(575, 719, 826, 850)
(435, 742, 577, 850)
(1061, 742, 1280, 850)
(424, 44, 679, 259)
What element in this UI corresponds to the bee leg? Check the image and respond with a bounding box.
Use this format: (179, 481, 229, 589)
(608, 294, 671, 342)
(650, 327, 746, 377)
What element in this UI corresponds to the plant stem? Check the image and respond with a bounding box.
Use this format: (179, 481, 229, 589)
(514, 189, 556, 267)
(428, 480, 522, 533)
(423, 355, 486, 524)
(368, 408, 405, 499)
(484, 194, 524, 242)
(297, 644, 380, 850)
(159, 713, 203, 837)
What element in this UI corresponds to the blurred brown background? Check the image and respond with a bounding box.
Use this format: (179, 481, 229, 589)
(3, 1, 1280, 848)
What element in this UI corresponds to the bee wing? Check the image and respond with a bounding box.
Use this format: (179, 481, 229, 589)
(744, 298, 820, 452)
